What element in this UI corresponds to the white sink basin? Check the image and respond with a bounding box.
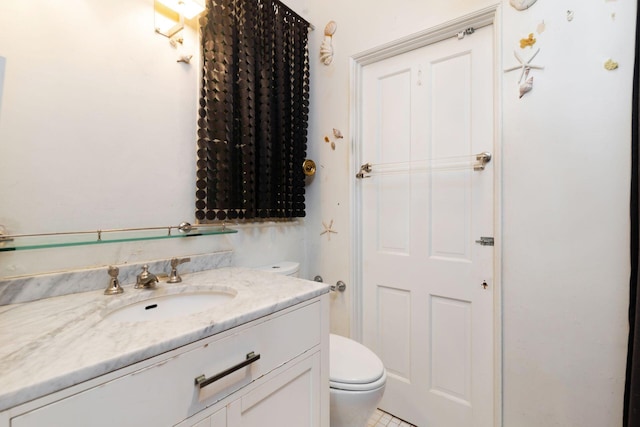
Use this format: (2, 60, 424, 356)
(103, 292, 235, 323)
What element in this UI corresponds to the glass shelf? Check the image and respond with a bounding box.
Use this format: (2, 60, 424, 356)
(0, 227, 237, 252)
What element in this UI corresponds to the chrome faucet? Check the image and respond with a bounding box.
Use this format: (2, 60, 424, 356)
(135, 264, 159, 289)
(168, 257, 191, 283)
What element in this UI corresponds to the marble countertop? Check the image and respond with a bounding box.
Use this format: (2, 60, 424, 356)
(0, 267, 329, 412)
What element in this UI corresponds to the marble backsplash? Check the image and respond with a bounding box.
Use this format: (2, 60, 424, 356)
(0, 250, 233, 306)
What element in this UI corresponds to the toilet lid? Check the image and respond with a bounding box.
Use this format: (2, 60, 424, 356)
(255, 261, 299, 276)
(330, 334, 385, 386)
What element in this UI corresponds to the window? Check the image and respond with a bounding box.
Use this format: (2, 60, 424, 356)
(196, 0, 311, 221)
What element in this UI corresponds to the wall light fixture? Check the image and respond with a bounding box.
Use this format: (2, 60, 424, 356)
(154, 0, 205, 39)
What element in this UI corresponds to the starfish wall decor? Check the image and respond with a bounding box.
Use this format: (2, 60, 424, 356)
(320, 220, 338, 241)
(504, 48, 544, 83)
(504, 48, 544, 98)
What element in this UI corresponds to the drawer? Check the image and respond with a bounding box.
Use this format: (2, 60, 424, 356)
(11, 301, 321, 427)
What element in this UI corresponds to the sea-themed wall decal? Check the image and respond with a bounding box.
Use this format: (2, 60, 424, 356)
(324, 135, 335, 150)
(177, 55, 193, 64)
(566, 10, 575, 21)
(320, 220, 338, 240)
(169, 36, 184, 47)
(510, 0, 537, 11)
(537, 20, 546, 34)
(324, 128, 344, 150)
(320, 21, 337, 65)
(504, 48, 544, 98)
(519, 69, 533, 98)
(504, 48, 544, 83)
(604, 59, 619, 70)
(520, 33, 537, 48)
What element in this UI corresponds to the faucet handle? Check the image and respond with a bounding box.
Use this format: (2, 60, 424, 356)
(104, 266, 124, 295)
(168, 257, 191, 283)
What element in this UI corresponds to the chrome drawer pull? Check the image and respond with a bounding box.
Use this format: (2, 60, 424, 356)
(194, 351, 261, 389)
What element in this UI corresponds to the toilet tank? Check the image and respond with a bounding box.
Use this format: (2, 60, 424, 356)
(255, 261, 300, 277)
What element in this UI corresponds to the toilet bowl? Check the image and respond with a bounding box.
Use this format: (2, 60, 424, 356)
(329, 333, 386, 427)
(256, 262, 387, 427)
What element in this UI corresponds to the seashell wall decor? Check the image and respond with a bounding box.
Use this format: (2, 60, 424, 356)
(510, 0, 537, 11)
(519, 69, 533, 98)
(324, 128, 344, 150)
(537, 20, 546, 34)
(519, 33, 536, 48)
(604, 59, 619, 70)
(504, 48, 544, 99)
(320, 21, 337, 65)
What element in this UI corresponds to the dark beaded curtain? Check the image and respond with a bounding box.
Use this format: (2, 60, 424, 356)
(196, 0, 310, 221)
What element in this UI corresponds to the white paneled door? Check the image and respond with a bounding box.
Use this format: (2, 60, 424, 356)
(360, 25, 495, 427)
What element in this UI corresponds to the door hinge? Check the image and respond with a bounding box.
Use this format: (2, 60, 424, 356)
(475, 236, 494, 246)
(457, 27, 475, 40)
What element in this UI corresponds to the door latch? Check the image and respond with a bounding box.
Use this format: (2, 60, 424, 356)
(475, 236, 494, 246)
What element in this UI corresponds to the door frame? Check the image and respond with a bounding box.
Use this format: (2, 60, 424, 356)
(348, 4, 503, 426)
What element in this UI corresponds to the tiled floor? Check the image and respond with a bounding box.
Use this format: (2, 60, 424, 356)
(368, 408, 417, 427)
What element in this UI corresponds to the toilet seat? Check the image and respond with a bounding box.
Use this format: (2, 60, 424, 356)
(329, 334, 386, 392)
(330, 371, 387, 391)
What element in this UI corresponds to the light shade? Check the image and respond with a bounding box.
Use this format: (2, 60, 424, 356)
(156, 0, 205, 19)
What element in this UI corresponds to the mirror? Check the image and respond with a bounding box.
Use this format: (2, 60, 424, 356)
(0, 1, 209, 277)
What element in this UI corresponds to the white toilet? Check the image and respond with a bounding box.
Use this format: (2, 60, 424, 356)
(256, 262, 387, 427)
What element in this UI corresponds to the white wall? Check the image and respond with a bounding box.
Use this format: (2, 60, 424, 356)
(0, 0, 307, 278)
(0, 0, 635, 424)
(500, 3, 633, 425)
(302, 0, 635, 425)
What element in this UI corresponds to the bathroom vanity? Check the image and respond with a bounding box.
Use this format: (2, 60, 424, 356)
(0, 267, 330, 427)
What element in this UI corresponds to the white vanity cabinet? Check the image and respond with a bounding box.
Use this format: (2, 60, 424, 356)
(185, 352, 321, 427)
(3, 297, 329, 427)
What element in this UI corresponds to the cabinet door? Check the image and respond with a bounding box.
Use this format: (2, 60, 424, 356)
(190, 407, 226, 427)
(227, 353, 320, 427)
